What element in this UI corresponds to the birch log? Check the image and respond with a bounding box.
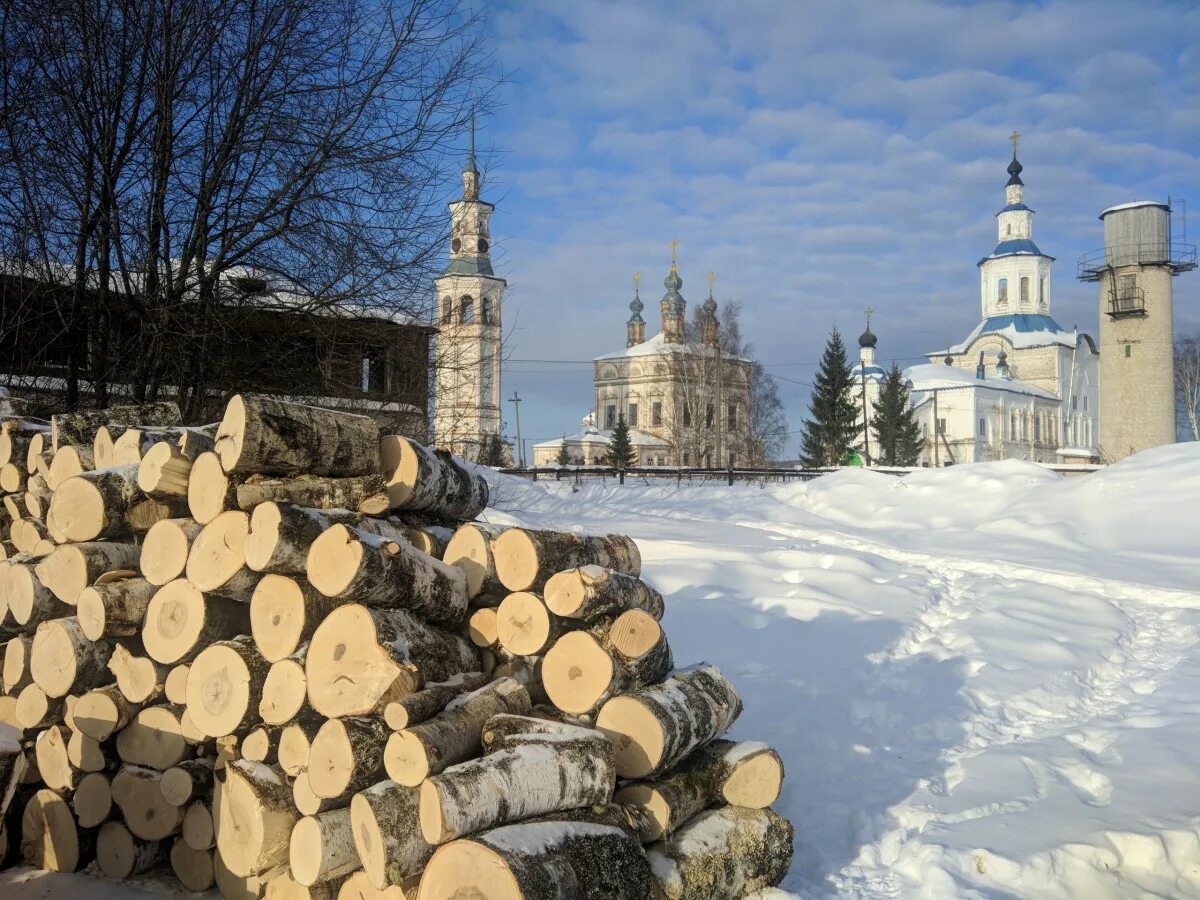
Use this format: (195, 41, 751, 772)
(491, 529, 641, 593)
(246, 503, 352, 576)
(182, 800, 215, 851)
(73, 682, 140, 740)
(237, 474, 390, 516)
(35, 541, 141, 605)
(186, 510, 263, 601)
(77, 577, 156, 641)
(496, 592, 570, 657)
(383, 678, 530, 786)
(0, 421, 49, 469)
(187, 636, 271, 738)
(442, 523, 508, 601)
(46, 444, 94, 491)
(307, 716, 389, 800)
(188, 452, 240, 525)
(416, 820, 651, 900)
(6, 562, 67, 627)
(544, 565, 664, 621)
(595, 664, 742, 779)
(115, 705, 190, 769)
(72, 771, 112, 828)
(141, 518, 204, 586)
(305, 604, 479, 718)
(380, 436, 489, 520)
(277, 715, 323, 777)
(21, 787, 97, 871)
(418, 728, 615, 844)
(137, 441, 193, 500)
(213, 758, 298, 877)
(289, 808, 359, 886)
(107, 645, 169, 704)
(2, 635, 32, 694)
(161, 758, 216, 806)
(97, 819, 169, 879)
(30, 617, 114, 697)
(142, 579, 251, 665)
(381, 671, 489, 731)
(258, 649, 308, 725)
(306, 524, 468, 627)
(177, 425, 218, 461)
(542, 609, 673, 716)
(250, 575, 338, 663)
(350, 780, 432, 889)
(47, 465, 148, 541)
(645, 807, 793, 900)
(51, 402, 181, 450)
(171, 839, 216, 891)
(215, 395, 381, 477)
(614, 739, 784, 841)
(111, 765, 184, 840)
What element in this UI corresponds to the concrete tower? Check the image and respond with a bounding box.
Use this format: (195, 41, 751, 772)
(433, 119, 506, 460)
(1080, 201, 1195, 461)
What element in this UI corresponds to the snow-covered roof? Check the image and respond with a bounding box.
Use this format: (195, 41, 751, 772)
(977, 238, 1054, 266)
(944, 313, 1079, 354)
(851, 363, 888, 381)
(532, 427, 669, 449)
(905, 363, 1058, 400)
(1100, 200, 1169, 218)
(593, 331, 747, 363)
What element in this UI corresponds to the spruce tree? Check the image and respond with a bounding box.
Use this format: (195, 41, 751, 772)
(556, 436, 570, 466)
(478, 432, 505, 467)
(870, 364, 925, 466)
(606, 415, 634, 469)
(799, 328, 860, 467)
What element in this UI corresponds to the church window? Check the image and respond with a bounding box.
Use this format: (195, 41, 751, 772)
(628, 403, 638, 427)
(606, 405, 616, 428)
(705, 451, 712, 467)
(978, 417, 986, 437)
(652, 402, 662, 426)
(997, 279, 1008, 305)
(440, 296, 452, 323)
(1084, 395, 1088, 410)
(481, 296, 493, 325)
(1071, 395, 1077, 411)
(705, 404, 714, 429)
(683, 405, 691, 427)
(459, 296, 474, 323)
(1125, 345, 1131, 358)
(451, 238, 461, 253)
(1020, 277, 1030, 306)
(937, 418, 946, 435)
(682, 451, 690, 466)
(727, 403, 737, 428)
(1040, 276, 1048, 306)
(1034, 416, 1041, 442)
(478, 238, 489, 253)
(1009, 411, 1016, 439)
(1006, 223, 1012, 236)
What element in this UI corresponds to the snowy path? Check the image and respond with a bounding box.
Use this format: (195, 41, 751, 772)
(486, 445, 1200, 898)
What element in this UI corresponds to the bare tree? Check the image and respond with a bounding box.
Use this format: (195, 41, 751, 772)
(1, 0, 494, 422)
(1177, 335, 1200, 441)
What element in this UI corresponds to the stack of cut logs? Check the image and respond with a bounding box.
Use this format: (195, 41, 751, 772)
(0, 395, 793, 899)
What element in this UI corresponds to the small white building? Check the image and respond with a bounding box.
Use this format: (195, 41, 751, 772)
(531, 415, 672, 467)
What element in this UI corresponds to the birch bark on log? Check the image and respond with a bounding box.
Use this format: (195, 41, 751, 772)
(544, 565, 664, 622)
(213, 758, 298, 877)
(142, 579, 251, 665)
(289, 808, 360, 886)
(251, 575, 339, 663)
(216, 395, 381, 477)
(418, 728, 615, 844)
(305, 605, 479, 718)
(6, 562, 69, 627)
(542, 609, 673, 716)
(97, 819, 169, 879)
(350, 780, 432, 890)
(141, 518, 204, 586)
(137, 441, 193, 499)
(187, 636, 271, 738)
(442, 523, 508, 599)
(380, 436, 489, 520)
(238, 474, 390, 516)
(614, 739, 784, 841)
(383, 678, 530, 786)
(246, 504, 356, 576)
(492, 529, 641, 593)
(595, 664, 742, 779)
(381, 671, 489, 731)
(188, 452, 240, 525)
(415, 820, 651, 900)
(161, 758, 216, 806)
(48, 465, 148, 542)
(52, 402, 181, 450)
(177, 425, 219, 461)
(308, 716, 390, 800)
(644, 806, 793, 899)
(30, 617, 114, 697)
(77, 577, 156, 641)
(20, 787, 97, 871)
(306, 524, 468, 627)
(0, 421, 49, 469)
(36, 541, 141, 605)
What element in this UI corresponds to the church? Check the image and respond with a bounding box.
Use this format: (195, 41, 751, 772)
(856, 137, 1100, 465)
(532, 248, 753, 467)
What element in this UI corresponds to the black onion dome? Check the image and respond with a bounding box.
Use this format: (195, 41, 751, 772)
(858, 326, 877, 349)
(1006, 153, 1024, 187)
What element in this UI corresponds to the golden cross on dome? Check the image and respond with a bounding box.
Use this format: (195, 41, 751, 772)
(707, 271, 715, 292)
(669, 238, 678, 266)
(1010, 130, 1020, 155)
(864, 306, 874, 326)
(633, 272, 640, 293)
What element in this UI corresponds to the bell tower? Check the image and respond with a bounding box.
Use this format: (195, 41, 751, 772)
(433, 117, 506, 460)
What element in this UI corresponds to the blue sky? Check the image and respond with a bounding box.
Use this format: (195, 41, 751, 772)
(464, 0, 1200, 457)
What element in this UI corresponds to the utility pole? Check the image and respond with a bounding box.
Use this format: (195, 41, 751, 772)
(509, 392, 525, 467)
(932, 389, 939, 467)
(861, 307, 873, 466)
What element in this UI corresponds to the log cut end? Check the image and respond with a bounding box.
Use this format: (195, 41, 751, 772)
(46, 477, 106, 543)
(379, 435, 419, 508)
(496, 591, 556, 657)
(186, 510, 250, 593)
(595, 696, 665, 780)
(141, 518, 202, 586)
(443, 524, 495, 599)
(490, 530, 540, 593)
(142, 579, 206, 665)
(188, 452, 233, 525)
(542, 631, 615, 716)
(21, 788, 85, 872)
(306, 525, 366, 598)
(187, 642, 256, 738)
(417, 840, 523, 900)
(215, 395, 250, 474)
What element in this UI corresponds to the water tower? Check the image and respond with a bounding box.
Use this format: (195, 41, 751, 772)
(1078, 201, 1195, 462)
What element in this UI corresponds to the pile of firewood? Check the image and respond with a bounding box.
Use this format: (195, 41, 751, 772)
(0, 395, 793, 899)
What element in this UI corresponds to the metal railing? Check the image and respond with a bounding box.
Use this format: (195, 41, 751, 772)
(1077, 241, 1198, 281)
(1107, 286, 1146, 317)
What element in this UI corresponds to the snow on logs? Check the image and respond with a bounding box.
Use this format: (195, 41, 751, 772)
(0, 394, 791, 895)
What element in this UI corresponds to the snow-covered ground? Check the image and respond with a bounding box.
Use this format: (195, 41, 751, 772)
(483, 443, 1200, 898)
(5, 443, 1199, 899)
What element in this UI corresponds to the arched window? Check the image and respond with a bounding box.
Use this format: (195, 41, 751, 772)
(440, 296, 452, 324)
(1040, 276, 1048, 308)
(481, 296, 493, 325)
(997, 278, 1008, 305)
(459, 296, 474, 323)
(1006, 223, 1012, 236)
(1020, 277, 1030, 306)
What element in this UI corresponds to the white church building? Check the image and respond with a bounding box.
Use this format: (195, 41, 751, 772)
(857, 138, 1101, 465)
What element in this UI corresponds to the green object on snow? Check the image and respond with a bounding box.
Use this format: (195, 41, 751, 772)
(840, 450, 864, 467)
